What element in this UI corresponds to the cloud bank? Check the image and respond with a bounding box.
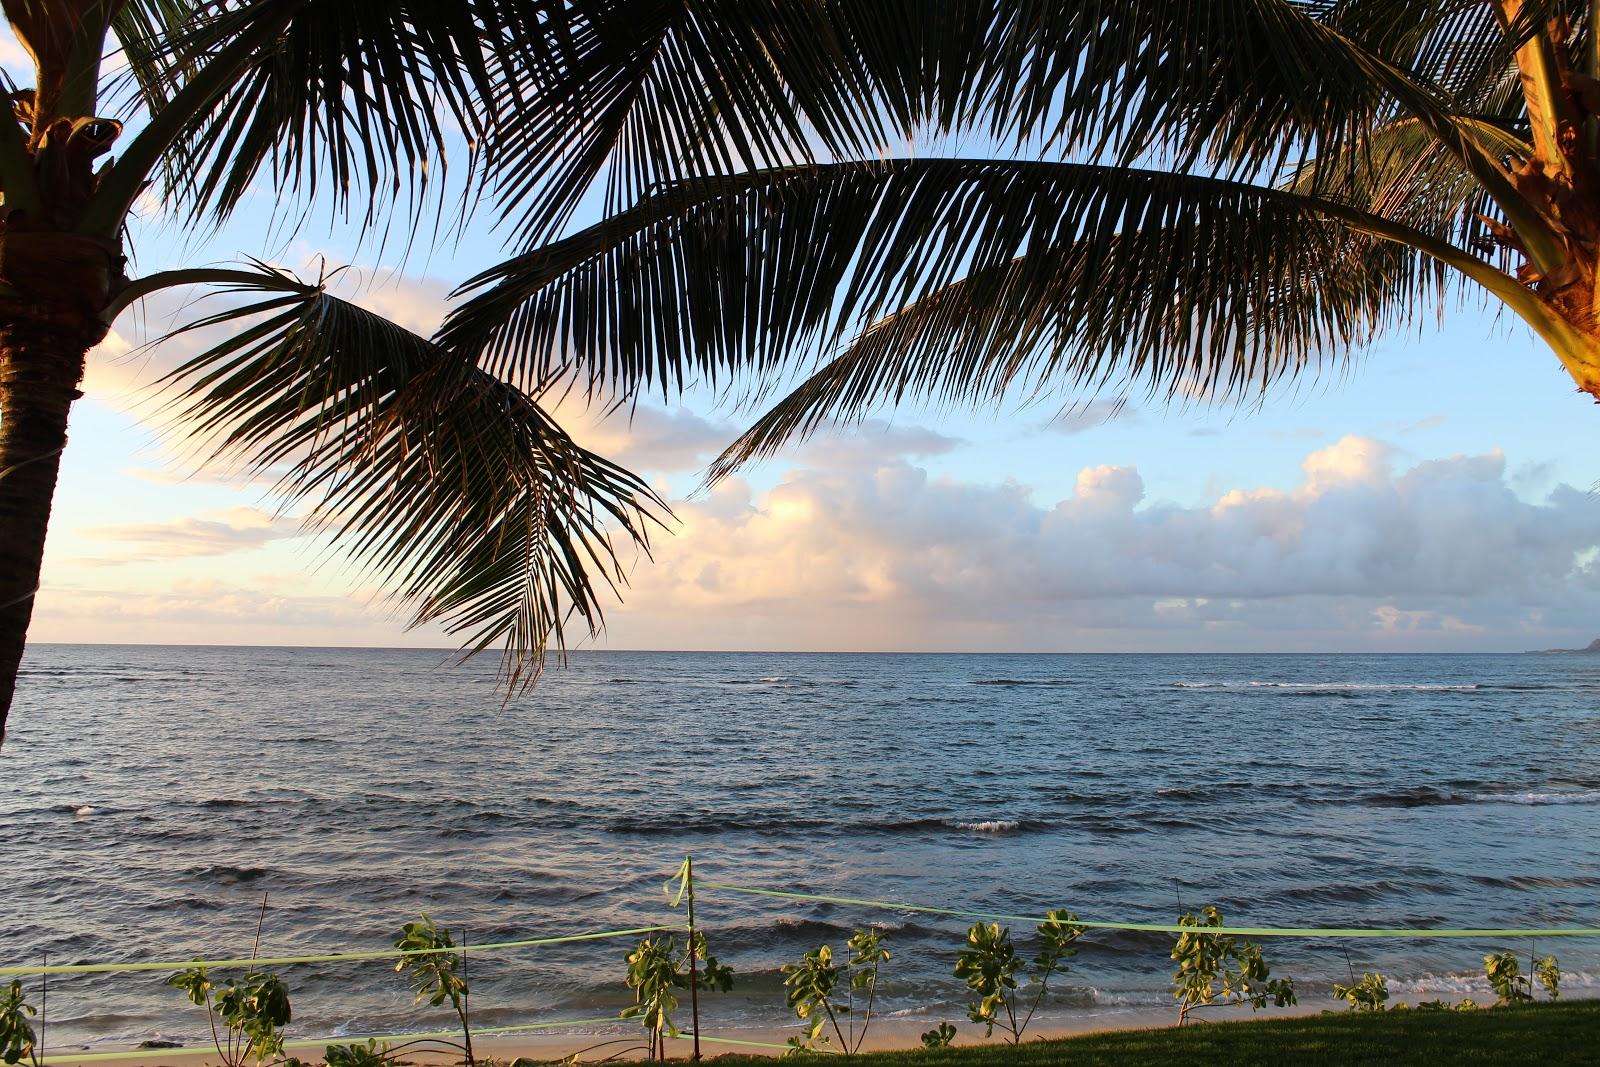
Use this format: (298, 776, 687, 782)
(603, 435, 1600, 652)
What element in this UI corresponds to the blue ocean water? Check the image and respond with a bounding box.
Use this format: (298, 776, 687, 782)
(3, 645, 1599, 1048)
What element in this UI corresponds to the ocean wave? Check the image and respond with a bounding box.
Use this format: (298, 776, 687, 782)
(953, 819, 1022, 833)
(1362, 786, 1600, 808)
(602, 814, 1044, 836)
(1362, 786, 1473, 808)
(1388, 969, 1599, 996)
(1172, 681, 1481, 692)
(1474, 790, 1600, 806)
(971, 678, 1078, 687)
(187, 863, 271, 884)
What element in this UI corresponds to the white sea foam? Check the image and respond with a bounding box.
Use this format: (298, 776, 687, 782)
(954, 819, 1021, 833)
(1473, 790, 1600, 806)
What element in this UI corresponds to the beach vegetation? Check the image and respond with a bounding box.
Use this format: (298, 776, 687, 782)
(323, 1039, 392, 1067)
(1484, 950, 1532, 1005)
(781, 927, 891, 1054)
(0, 981, 39, 1067)
(919, 1023, 957, 1050)
(1331, 971, 1389, 1012)
(953, 911, 1084, 1044)
(622, 931, 734, 1060)
(1482, 948, 1559, 1005)
(166, 964, 293, 1067)
(394, 916, 474, 1065)
(1534, 954, 1561, 1000)
(1169, 907, 1295, 1026)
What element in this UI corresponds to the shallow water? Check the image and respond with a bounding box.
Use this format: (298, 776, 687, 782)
(4, 646, 1599, 1047)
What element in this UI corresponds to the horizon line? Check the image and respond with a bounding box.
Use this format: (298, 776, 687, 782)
(27, 641, 1556, 656)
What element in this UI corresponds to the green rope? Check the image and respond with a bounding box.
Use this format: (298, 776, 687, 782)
(39, 1017, 626, 1065)
(699, 881, 1600, 939)
(1, 927, 677, 978)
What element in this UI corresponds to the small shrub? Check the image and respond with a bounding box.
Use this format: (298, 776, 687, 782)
(0, 981, 39, 1067)
(622, 932, 733, 1061)
(395, 915, 473, 1065)
(1331, 972, 1389, 1012)
(954, 911, 1085, 1044)
(167, 964, 292, 1067)
(1169, 906, 1295, 1026)
(919, 1023, 956, 1049)
(324, 1039, 393, 1067)
(1534, 954, 1561, 1000)
(1483, 950, 1532, 1006)
(782, 929, 891, 1054)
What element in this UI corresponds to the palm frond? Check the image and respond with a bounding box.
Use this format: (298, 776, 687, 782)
(158, 263, 664, 688)
(109, 0, 515, 229)
(1285, 115, 1531, 260)
(702, 176, 1447, 481)
(441, 158, 1479, 411)
(478, 0, 920, 244)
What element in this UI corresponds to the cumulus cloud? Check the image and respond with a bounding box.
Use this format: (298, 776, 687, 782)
(604, 435, 1600, 651)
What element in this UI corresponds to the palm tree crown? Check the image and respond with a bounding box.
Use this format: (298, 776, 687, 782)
(444, 0, 1600, 484)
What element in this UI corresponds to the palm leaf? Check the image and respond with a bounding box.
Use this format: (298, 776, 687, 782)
(443, 158, 1491, 407)
(108, 0, 516, 229)
(157, 263, 664, 687)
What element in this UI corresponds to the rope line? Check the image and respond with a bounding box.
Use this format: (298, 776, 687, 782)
(0, 926, 677, 978)
(699, 881, 1600, 939)
(38, 1016, 628, 1065)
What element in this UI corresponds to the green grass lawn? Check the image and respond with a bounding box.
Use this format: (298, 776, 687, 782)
(709, 1000, 1600, 1065)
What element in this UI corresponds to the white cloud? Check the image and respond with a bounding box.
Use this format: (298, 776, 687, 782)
(79, 507, 306, 560)
(601, 434, 1600, 651)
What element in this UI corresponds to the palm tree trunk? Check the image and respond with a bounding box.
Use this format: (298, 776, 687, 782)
(0, 316, 93, 747)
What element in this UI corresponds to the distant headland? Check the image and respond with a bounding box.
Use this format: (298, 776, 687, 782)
(1531, 638, 1600, 654)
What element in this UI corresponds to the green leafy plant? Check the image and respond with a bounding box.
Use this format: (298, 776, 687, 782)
(0, 981, 39, 1067)
(1169, 907, 1295, 1026)
(919, 1023, 957, 1050)
(1483, 950, 1533, 1006)
(954, 911, 1085, 1044)
(394, 916, 474, 1066)
(782, 928, 892, 1054)
(324, 1040, 393, 1067)
(1534, 954, 1561, 1000)
(167, 965, 292, 1067)
(1331, 972, 1389, 1012)
(622, 932, 734, 1061)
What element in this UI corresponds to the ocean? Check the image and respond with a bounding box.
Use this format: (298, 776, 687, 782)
(4, 645, 1599, 1049)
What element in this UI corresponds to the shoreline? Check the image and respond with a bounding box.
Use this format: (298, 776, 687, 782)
(39, 991, 1594, 1066)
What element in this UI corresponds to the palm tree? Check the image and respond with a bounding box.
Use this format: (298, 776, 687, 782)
(440, 0, 1600, 492)
(0, 0, 986, 745)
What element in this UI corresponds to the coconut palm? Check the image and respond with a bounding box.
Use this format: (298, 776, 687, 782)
(0, 0, 999, 745)
(441, 0, 1600, 491)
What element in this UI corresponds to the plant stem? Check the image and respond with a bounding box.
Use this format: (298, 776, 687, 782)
(822, 1000, 848, 1052)
(1018, 959, 1056, 1039)
(685, 857, 700, 1062)
(856, 969, 878, 1053)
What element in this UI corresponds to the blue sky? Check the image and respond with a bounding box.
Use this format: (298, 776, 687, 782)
(17, 29, 1600, 654)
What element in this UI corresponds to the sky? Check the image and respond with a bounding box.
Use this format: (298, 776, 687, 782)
(15, 31, 1600, 654)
